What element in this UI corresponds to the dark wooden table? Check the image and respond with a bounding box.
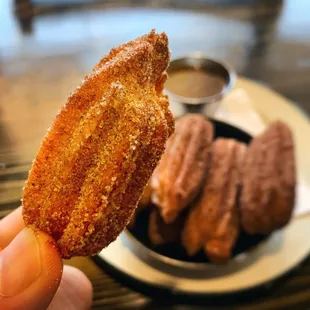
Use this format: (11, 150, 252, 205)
(1, 0, 310, 309)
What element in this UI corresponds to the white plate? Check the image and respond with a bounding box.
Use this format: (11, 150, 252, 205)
(97, 77, 310, 295)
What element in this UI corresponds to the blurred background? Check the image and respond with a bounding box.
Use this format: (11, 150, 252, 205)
(1, 0, 310, 308)
(1, 0, 309, 167)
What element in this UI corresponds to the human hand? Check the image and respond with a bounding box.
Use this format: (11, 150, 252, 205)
(0, 207, 93, 310)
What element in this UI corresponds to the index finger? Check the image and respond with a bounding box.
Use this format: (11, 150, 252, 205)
(0, 206, 25, 249)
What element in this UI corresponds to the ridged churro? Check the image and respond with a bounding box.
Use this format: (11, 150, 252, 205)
(152, 115, 213, 223)
(23, 30, 174, 258)
(199, 139, 244, 262)
(240, 121, 295, 235)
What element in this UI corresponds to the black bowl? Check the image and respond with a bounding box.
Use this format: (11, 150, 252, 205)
(128, 119, 267, 264)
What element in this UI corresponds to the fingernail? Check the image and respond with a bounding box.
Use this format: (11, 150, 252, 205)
(0, 228, 41, 297)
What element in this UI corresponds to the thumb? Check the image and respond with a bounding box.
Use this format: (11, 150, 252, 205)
(0, 228, 63, 310)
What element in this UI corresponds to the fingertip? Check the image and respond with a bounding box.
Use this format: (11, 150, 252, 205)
(34, 230, 63, 289)
(0, 229, 63, 310)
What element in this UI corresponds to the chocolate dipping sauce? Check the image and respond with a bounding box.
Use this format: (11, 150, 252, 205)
(165, 68, 226, 99)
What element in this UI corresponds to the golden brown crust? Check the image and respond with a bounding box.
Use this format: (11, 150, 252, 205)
(152, 115, 213, 223)
(22, 30, 174, 258)
(182, 140, 246, 259)
(240, 121, 296, 235)
(199, 139, 243, 263)
(127, 179, 152, 228)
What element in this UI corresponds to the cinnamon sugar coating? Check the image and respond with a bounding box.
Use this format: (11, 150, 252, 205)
(152, 114, 213, 223)
(127, 181, 152, 228)
(199, 139, 245, 262)
(22, 30, 174, 258)
(240, 121, 296, 235)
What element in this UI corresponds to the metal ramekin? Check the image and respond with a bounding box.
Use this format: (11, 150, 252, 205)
(165, 55, 236, 115)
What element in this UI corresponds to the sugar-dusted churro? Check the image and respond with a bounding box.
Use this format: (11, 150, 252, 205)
(23, 30, 174, 258)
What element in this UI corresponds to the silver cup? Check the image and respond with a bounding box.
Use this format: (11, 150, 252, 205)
(165, 55, 236, 116)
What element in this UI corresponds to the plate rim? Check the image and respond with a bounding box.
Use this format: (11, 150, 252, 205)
(94, 239, 309, 299)
(95, 77, 310, 297)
